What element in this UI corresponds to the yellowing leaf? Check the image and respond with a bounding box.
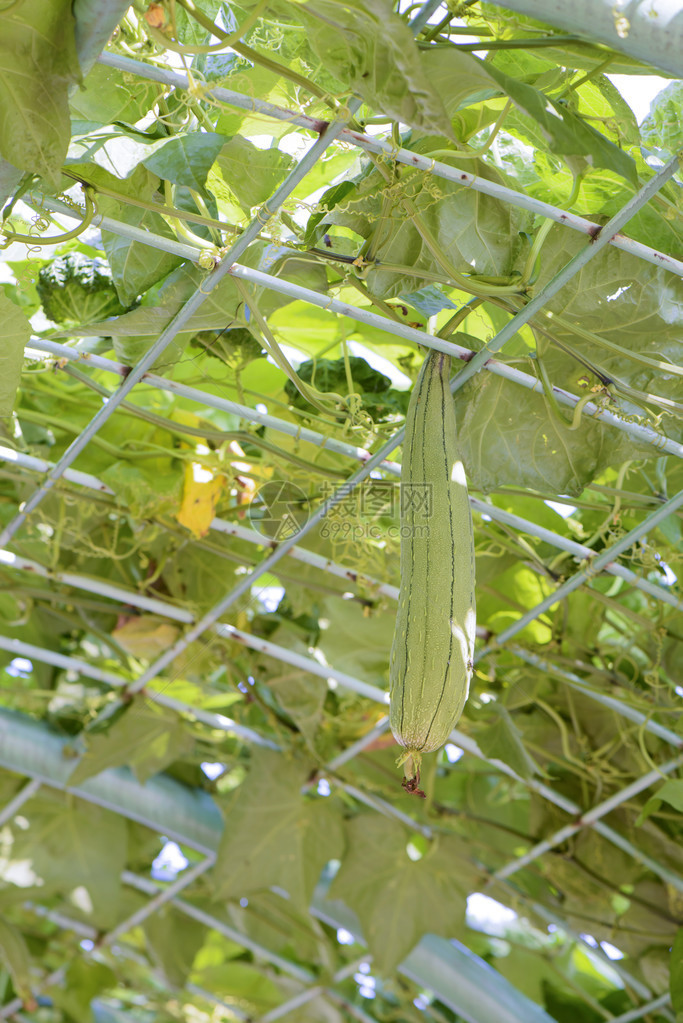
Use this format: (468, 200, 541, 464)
(112, 616, 179, 660)
(176, 462, 226, 537)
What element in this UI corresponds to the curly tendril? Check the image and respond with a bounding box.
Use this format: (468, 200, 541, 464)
(0, 185, 97, 250)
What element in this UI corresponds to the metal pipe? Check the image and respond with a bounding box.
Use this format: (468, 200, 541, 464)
(477, 487, 683, 656)
(95, 52, 683, 279)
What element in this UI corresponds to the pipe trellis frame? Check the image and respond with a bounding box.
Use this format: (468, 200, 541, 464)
(1, 4, 682, 1017)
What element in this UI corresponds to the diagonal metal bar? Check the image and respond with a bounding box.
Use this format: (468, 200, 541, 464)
(477, 488, 683, 659)
(259, 956, 372, 1023)
(103, 855, 215, 944)
(407, 0, 444, 31)
(473, 501, 681, 611)
(491, 754, 683, 882)
(324, 716, 391, 772)
(121, 870, 315, 983)
(450, 725, 683, 893)
(96, 52, 683, 278)
(0, 778, 41, 827)
(605, 993, 672, 1023)
(0, 101, 361, 551)
(0, 705, 671, 1023)
(502, 890, 655, 1005)
(431, 153, 682, 393)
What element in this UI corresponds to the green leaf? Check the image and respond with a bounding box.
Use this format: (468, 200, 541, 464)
(11, 793, 127, 927)
(328, 815, 467, 975)
(70, 63, 163, 125)
(101, 461, 184, 520)
(49, 960, 116, 1022)
(0, 917, 32, 1003)
(321, 144, 530, 298)
(315, 595, 395, 689)
(191, 961, 282, 1015)
(0, 292, 30, 417)
(637, 779, 683, 826)
(476, 704, 545, 779)
(671, 926, 683, 1015)
(68, 703, 194, 786)
(211, 136, 293, 210)
(454, 370, 653, 495)
(225, 890, 333, 965)
(267, 670, 327, 750)
(144, 906, 206, 988)
(143, 133, 227, 191)
(214, 751, 343, 910)
(642, 82, 683, 158)
(0, 0, 80, 181)
(302, 0, 454, 138)
(482, 59, 638, 185)
(99, 201, 183, 307)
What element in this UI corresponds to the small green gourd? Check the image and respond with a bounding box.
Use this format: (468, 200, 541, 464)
(389, 347, 476, 794)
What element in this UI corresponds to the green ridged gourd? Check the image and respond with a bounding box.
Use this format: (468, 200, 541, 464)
(389, 347, 476, 794)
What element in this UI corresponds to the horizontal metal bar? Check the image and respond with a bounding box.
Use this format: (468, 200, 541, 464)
(214, 622, 390, 704)
(24, 340, 680, 612)
(0, 548, 195, 623)
(228, 262, 683, 460)
(0, 634, 124, 686)
(447, 153, 682, 393)
(25, 338, 402, 477)
(0, 633, 277, 749)
(508, 645, 683, 748)
(30, 208, 683, 462)
(0, 442, 114, 494)
(96, 52, 683, 278)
